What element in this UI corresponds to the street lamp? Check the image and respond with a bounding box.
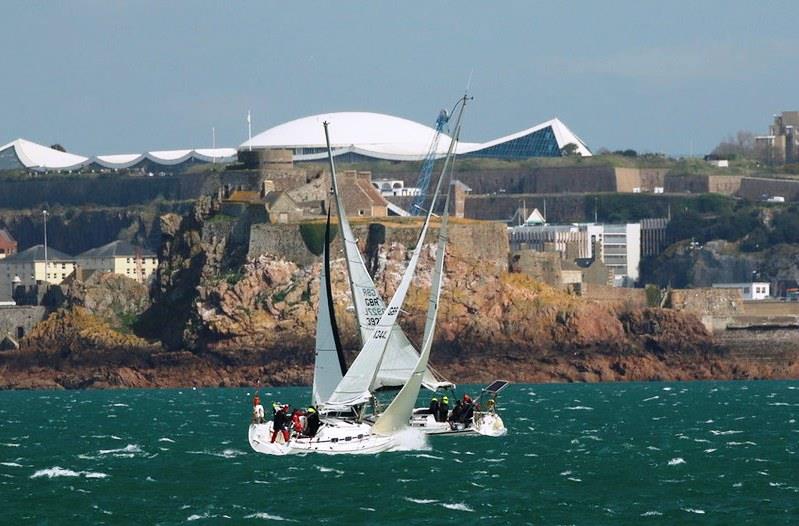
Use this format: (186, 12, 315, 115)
(42, 210, 49, 284)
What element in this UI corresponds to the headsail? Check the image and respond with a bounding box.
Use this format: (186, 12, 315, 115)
(373, 94, 466, 434)
(311, 207, 347, 407)
(322, 123, 451, 392)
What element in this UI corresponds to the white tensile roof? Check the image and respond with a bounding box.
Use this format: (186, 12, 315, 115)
(240, 112, 591, 161)
(0, 138, 90, 170)
(0, 139, 237, 171)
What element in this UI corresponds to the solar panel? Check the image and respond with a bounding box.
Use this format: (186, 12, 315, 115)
(483, 380, 510, 394)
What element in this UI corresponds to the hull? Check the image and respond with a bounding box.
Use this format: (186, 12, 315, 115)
(248, 420, 394, 456)
(409, 409, 508, 437)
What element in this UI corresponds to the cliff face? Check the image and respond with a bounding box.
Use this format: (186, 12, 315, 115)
(5, 200, 798, 390)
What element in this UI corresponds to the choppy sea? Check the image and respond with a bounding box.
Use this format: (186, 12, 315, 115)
(1, 381, 798, 525)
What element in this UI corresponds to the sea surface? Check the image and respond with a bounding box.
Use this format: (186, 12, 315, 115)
(1, 381, 798, 525)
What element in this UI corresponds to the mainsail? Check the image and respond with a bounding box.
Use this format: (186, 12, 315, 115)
(373, 95, 464, 434)
(311, 208, 347, 407)
(323, 124, 451, 392)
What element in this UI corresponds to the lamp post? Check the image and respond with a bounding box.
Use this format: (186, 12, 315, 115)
(42, 209, 49, 284)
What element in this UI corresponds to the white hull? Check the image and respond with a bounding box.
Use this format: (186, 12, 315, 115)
(473, 412, 507, 437)
(248, 420, 394, 456)
(409, 409, 507, 437)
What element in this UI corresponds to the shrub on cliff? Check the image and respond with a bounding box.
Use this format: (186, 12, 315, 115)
(299, 222, 337, 256)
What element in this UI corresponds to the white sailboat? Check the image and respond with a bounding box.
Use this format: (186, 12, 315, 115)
(248, 115, 453, 455)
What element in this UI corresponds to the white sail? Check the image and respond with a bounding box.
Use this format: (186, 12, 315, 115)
(373, 95, 466, 434)
(311, 213, 347, 407)
(322, 124, 450, 392)
(323, 120, 453, 410)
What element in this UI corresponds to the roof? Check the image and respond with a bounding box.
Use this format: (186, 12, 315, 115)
(0, 138, 236, 172)
(0, 229, 16, 247)
(77, 240, 156, 259)
(226, 190, 262, 203)
(2, 244, 72, 262)
(239, 112, 592, 161)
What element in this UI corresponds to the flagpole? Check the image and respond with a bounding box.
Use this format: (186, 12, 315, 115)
(247, 110, 252, 151)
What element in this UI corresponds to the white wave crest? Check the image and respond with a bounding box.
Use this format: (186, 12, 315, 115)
(244, 512, 296, 521)
(668, 457, 686, 466)
(404, 497, 438, 504)
(565, 406, 593, 411)
(641, 511, 663, 516)
(710, 430, 742, 436)
(31, 466, 108, 479)
(158, 437, 176, 443)
(390, 428, 429, 452)
(98, 444, 142, 456)
(1, 462, 22, 467)
(439, 502, 474, 512)
(316, 466, 344, 475)
(682, 508, 705, 514)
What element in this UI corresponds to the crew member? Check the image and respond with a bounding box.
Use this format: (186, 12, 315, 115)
(438, 396, 449, 422)
(270, 405, 290, 444)
(252, 395, 265, 424)
(428, 397, 439, 419)
(291, 408, 304, 436)
(304, 406, 320, 438)
(461, 394, 475, 423)
(448, 400, 463, 428)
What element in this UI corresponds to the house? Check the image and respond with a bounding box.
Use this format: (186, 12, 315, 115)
(0, 229, 17, 260)
(335, 171, 389, 217)
(77, 240, 158, 284)
(264, 191, 304, 224)
(0, 244, 75, 300)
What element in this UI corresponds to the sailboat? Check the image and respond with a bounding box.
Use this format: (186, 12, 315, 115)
(247, 109, 456, 455)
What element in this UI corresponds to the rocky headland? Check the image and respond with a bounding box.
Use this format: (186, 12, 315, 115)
(2, 199, 798, 390)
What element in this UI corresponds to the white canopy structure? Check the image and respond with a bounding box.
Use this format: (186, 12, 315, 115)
(0, 138, 236, 172)
(240, 112, 591, 161)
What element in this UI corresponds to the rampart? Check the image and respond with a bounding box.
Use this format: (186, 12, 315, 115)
(738, 177, 799, 201)
(669, 288, 743, 332)
(0, 306, 47, 348)
(247, 219, 509, 270)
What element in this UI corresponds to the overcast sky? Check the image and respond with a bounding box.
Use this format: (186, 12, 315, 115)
(1, 1, 797, 156)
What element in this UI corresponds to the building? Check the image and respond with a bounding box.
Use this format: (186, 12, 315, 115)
(0, 245, 75, 300)
(508, 221, 641, 286)
(77, 240, 157, 284)
(239, 112, 591, 163)
(0, 229, 17, 259)
(0, 138, 236, 173)
(640, 218, 670, 257)
(712, 282, 771, 300)
(372, 179, 421, 197)
(755, 111, 799, 164)
(332, 171, 389, 217)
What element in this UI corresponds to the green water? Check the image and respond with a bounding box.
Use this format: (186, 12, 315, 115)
(1, 381, 798, 525)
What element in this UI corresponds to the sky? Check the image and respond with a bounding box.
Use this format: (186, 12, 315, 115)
(1, 1, 798, 156)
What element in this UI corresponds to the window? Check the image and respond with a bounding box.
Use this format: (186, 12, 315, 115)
(16, 327, 24, 339)
(743, 287, 750, 294)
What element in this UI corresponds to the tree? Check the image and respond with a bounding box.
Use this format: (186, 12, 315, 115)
(560, 143, 580, 157)
(711, 130, 755, 159)
(50, 144, 66, 152)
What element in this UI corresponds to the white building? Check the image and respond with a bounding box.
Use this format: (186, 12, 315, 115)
(77, 240, 158, 284)
(712, 282, 771, 300)
(0, 245, 76, 300)
(371, 179, 422, 197)
(508, 221, 641, 287)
